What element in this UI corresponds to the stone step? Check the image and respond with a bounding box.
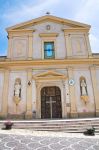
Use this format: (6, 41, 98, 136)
(1, 123, 98, 127)
(1, 121, 99, 125)
(1, 123, 99, 126)
(0, 118, 99, 133)
(12, 127, 99, 132)
(11, 122, 99, 125)
(1, 120, 98, 124)
(12, 125, 99, 129)
(1, 118, 99, 122)
(0, 121, 98, 124)
(6, 124, 99, 129)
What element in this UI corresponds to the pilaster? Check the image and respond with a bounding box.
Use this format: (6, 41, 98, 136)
(2, 70, 9, 117)
(61, 81, 66, 118)
(64, 33, 72, 58)
(68, 67, 78, 118)
(36, 82, 41, 119)
(7, 35, 13, 59)
(32, 80, 36, 118)
(28, 33, 33, 60)
(65, 80, 70, 118)
(62, 80, 67, 118)
(90, 66, 99, 116)
(85, 33, 92, 57)
(25, 69, 33, 119)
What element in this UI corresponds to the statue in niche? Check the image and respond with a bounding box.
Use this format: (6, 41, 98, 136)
(14, 78, 21, 105)
(80, 79, 88, 96)
(80, 78, 88, 104)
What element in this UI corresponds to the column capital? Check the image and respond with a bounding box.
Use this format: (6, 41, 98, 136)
(28, 32, 33, 37)
(8, 35, 13, 38)
(64, 33, 69, 36)
(27, 68, 33, 72)
(90, 65, 96, 70)
(68, 66, 73, 70)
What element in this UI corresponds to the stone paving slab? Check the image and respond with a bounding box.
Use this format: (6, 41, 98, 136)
(0, 129, 99, 150)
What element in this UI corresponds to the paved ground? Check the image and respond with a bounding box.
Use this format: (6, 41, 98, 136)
(0, 129, 99, 150)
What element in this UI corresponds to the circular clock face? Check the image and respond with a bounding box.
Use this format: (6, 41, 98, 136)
(69, 79, 75, 86)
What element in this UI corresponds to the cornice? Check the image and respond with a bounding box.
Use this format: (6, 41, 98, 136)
(63, 28, 89, 33)
(6, 15, 90, 31)
(8, 29, 35, 34)
(0, 58, 99, 68)
(39, 33, 58, 37)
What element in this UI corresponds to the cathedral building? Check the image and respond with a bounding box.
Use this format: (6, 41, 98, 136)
(0, 15, 99, 119)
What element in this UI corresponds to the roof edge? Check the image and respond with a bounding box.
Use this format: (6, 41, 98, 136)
(6, 15, 91, 32)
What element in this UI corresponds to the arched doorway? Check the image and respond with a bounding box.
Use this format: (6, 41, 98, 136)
(41, 86, 62, 119)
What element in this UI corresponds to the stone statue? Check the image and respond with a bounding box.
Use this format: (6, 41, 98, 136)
(80, 79, 87, 96)
(14, 79, 21, 98)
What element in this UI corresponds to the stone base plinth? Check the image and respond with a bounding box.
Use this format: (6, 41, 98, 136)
(78, 112, 95, 118)
(96, 111, 99, 117)
(7, 113, 25, 119)
(70, 112, 78, 118)
(25, 111, 33, 119)
(0, 113, 7, 119)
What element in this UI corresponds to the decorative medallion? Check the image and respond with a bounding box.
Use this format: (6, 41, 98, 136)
(46, 25, 51, 30)
(69, 79, 75, 86)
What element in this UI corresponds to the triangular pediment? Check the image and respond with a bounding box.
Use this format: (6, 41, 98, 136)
(33, 70, 66, 80)
(6, 15, 90, 32)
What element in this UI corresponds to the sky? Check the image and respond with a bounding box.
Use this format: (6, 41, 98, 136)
(0, 0, 99, 56)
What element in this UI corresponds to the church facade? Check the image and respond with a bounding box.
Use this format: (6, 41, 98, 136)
(0, 15, 99, 119)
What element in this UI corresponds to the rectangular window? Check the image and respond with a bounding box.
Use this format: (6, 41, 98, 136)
(44, 42, 55, 59)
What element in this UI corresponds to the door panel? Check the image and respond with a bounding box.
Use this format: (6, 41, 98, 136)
(41, 86, 62, 119)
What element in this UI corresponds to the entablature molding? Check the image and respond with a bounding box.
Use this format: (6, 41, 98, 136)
(0, 58, 99, 68)
(39, 33, 58, 37)
(63, 28, 89, 36)
(7, 29, 35, 38)
(7, 29, 35, 33)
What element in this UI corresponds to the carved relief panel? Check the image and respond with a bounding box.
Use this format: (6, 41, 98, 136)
(12, 37, 28, 59)
(71, 35, 87, 57)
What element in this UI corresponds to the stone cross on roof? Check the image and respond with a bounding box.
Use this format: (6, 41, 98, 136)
(46, 12, 50, 15)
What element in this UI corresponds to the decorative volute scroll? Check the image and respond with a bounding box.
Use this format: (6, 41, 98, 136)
(13, 78, 21, 105)
(80, 76, 88, 104)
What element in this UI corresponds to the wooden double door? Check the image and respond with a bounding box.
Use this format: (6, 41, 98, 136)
(41, 86, 62, 119)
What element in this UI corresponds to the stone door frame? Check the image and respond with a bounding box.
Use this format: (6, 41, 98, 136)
(41, 86, 62, 119)
(35, 80, 67, 119)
